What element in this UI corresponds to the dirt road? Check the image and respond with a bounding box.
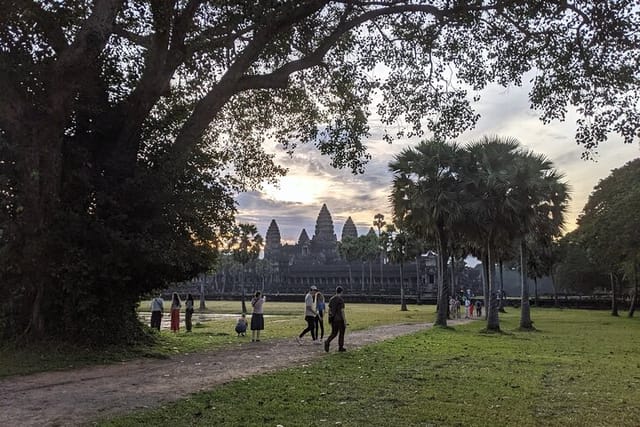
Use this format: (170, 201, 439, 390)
(0, 321, 467, 426)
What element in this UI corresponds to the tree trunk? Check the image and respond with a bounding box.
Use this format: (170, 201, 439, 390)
(199, 274, 207, 311)
(551, 271, 560, 308)
(434, 233, 449, 327)
(380, 251, 384, 292)
(400, 261, 407, 311)
(415, 254, 421, 304)
(610, 272, 619, 317)
(481, 252, 489, 320)
(519, 240, 533, 329)
(486, 242, 501, 331)
(241, 268, 247, 314)
(369, 260, 373, 295)
(629, 262, 638, 318)
(361, 262, 365, 292)
(498, 260, 506, 312)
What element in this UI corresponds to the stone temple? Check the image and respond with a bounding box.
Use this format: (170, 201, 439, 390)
(262, 204, 439, 298)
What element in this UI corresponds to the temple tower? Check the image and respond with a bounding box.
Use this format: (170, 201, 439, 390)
(264, 219, 282, 261)
(311, 204, 338, 262)
(298, 229, 311, 257)
(341, 216, 358, 240)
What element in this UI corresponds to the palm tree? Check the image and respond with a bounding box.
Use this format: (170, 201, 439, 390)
(389, 138, 466, 327)
(464, 136, 524, 332)
(387, 228, 410, 311)
(338, 236, 359, 291)
(373, 213, 386, 289)
(230, 223, 263, 314)
(509, 151, 569, 329)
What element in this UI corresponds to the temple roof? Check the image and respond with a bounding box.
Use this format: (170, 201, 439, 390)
(265, 219, 281, 249)
(341, 216, 358, 240)
(298, 229, 310, 245)
(313, 203, 337, 243)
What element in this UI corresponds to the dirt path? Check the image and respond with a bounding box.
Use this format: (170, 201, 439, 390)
(0, 320, 469, 426)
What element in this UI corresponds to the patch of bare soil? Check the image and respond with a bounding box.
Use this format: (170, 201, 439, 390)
(0, 320, 470, 426)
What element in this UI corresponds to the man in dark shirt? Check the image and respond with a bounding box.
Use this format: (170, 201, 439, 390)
(324, 286, 346, 352)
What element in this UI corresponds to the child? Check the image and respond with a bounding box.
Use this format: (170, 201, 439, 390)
(235, 314, 247, 337)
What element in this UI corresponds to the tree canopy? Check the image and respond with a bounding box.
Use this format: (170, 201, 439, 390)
(1, 0, 638, 343)
(574, 158, 640, 299)
(389, 137, 568, 329)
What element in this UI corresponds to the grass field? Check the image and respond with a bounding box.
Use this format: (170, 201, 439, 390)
(0, 301, 434, 377)
(96, 308, 640, 427)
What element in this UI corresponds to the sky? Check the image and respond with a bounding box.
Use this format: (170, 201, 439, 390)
(236, 80, 639, 246)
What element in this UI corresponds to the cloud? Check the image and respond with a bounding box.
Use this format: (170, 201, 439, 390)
(237, 78, 640, 246)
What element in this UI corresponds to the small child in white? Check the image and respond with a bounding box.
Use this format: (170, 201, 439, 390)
(235, 314, 247, 337)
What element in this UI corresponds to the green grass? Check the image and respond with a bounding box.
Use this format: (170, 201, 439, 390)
(0, 301, 434, 377)
(98, 308, 640, 426)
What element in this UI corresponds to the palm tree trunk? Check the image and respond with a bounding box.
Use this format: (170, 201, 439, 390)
(380, 252, 384, 292)
(369, 260, 373, 295)
(610, 272, 619, 317)
(435, 233, 449, 327)
(415, 254, 421, 304)
(499, 260, 506, 313)
(199, 273, 207, 311)
(551, 270, 559, 308)
(628, 262, 638, 318)
(400, 261, 407, 311)
(486, 242, 501, 331)
(241, 267, 247, 314)
(519, 240, 533, 329)
(481, 251, 489, 320)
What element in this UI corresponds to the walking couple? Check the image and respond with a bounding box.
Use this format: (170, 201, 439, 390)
(296, 285, 346, 353)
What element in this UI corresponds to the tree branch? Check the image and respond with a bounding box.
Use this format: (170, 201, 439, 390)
(113, 24, 151, 49)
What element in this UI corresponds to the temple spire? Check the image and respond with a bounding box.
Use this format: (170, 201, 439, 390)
(341, 216, 358, 240)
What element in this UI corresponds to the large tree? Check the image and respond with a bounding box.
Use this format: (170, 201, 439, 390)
(1, 1, 639, 343)
(576, 158, 640, 316)
(390, 138, 466, 327)
(510, 150, 569, 329)
(465, 137, 523, 331)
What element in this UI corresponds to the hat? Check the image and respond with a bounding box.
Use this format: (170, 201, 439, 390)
(310, 285, 318, 291)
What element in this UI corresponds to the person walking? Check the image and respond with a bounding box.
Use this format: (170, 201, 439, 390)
(170, 292, 181, 333)
(324, 286, 346, 353)
(250, 291, 266, 342)
(149, 293, 164, 330)
(314, 290, 325, 340)
(184, 293, 194, 332)
(296, 285, 318, 344)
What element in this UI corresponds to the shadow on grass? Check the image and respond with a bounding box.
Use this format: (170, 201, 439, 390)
(515, 326, 540, 333)
(432, 324, 459, 332)
(478, 328, 513, 336)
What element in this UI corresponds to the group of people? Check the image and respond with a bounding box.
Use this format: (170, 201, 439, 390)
(151, 286, 348, 353)
(236, 285, 347, 352)
(149, 292, 195, 333)
(448, 295, 483, 319)
(294, 285, 347, 352)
